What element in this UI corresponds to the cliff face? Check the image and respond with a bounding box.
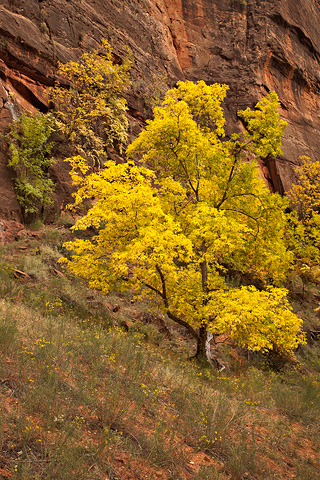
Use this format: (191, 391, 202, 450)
(1, 0, 320, 220)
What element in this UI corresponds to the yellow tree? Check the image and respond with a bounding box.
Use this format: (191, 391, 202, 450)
(50, 40, 132, 167)
(289, 156, 320, 222)
(287, 157, 320, 287)
(61, 81, 304, 362)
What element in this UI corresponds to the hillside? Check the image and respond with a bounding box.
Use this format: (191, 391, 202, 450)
(0, 224, 320, 480)
(1, 2, 320, 478)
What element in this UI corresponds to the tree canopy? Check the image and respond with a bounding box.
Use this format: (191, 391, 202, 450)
(286, 157, 320, 285)
(288, 156, 320, 223)
(50, 39, 132, 167)
(7, 112, 55, 217)
(61, 81, 305, 360)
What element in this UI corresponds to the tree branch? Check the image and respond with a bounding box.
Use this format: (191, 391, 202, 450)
(144, 283, 163, 298)
(195, 154, 201, 202)
(169, 128, 199, 201)
(216, 141, 252, 210)
(223, 208, 262, 223)
(155, 263, 168, 308)
(216, 154, 239, 209)
(166, 310, 199, 340)
(152, 263, 200, 340)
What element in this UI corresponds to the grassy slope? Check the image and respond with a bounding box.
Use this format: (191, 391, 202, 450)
(0, 225, 320, 480)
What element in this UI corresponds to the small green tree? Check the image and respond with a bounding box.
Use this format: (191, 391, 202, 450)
(50, 39, 132, 167)
(61, 81, 304, 361)
(7, 112, 55, 217)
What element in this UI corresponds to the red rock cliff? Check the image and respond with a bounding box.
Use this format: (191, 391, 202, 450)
(0, 0, 320, 219)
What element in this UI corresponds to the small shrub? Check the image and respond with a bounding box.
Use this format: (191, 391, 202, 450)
(44, 227, 61, 246)
(29, 219, 44, 230)
(230, 0, 247, 7)
(39, 22, 49, 34)
(7, 112, 55, 219)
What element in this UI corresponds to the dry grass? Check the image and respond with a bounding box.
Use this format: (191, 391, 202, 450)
(0, 231, 320, 479)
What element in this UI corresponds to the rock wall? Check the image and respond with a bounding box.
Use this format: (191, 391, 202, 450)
(0, 0, 320, 220)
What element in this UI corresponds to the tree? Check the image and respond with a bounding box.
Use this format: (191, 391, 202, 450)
(50, 39, 132, 168)
(7, 112, 55, 218)
(61, 81, 305, 361)
(286, 157, 320, 288)
(288, 156, 320, 222)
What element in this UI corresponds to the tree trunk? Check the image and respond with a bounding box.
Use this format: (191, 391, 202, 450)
(195, 326, 207, 359)
(195, 328, 226, 371)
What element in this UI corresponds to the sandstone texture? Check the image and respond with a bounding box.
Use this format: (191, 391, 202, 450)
(0, 0, 320, 219)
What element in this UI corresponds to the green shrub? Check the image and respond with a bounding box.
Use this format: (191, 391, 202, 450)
(7, 112, 55, 217)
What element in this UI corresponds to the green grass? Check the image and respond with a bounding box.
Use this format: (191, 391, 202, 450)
(0, 230, 320, 479)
